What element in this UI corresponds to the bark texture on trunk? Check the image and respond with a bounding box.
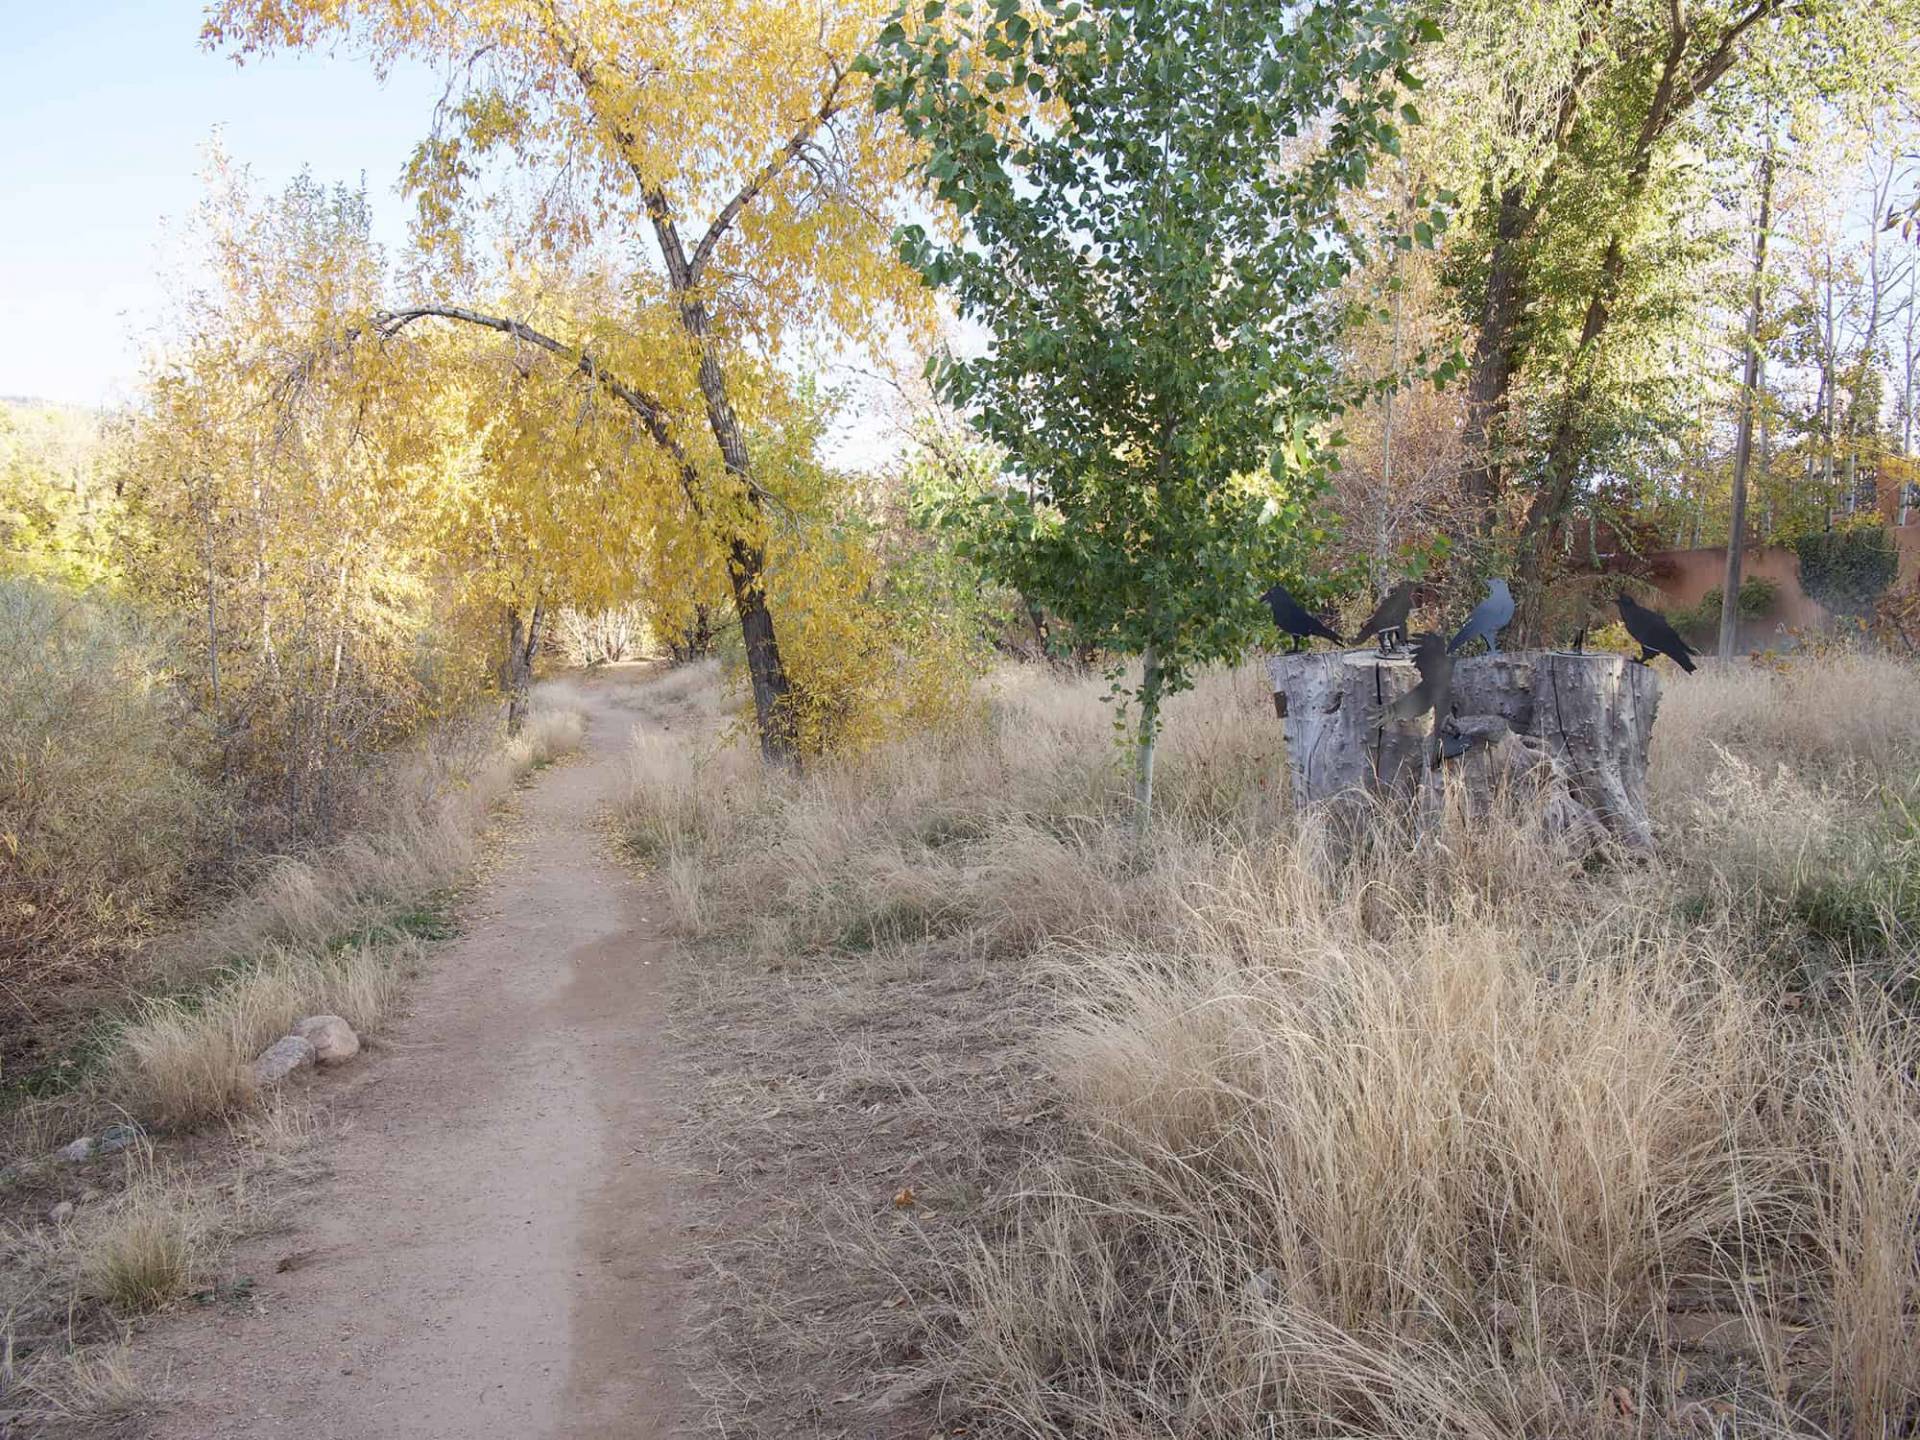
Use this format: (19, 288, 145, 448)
(1267, 651, 1438, 815)
(1269, 649, 1661, 851)
(503, 600, 544, 735)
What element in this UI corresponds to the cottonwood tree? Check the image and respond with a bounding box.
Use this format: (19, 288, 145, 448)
(120, 167, 460, 835)
(870, 0, 1441, 830)
(205, 0, 934, 764)
(1424, 0, 1917, 633)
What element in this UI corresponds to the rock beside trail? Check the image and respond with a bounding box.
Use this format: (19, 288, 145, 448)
(95, 1122, 144, 1155)
(252, 1035, 317, 1087)
(293, 1014, 360, 1065)
(51, 1120, 147, 1164)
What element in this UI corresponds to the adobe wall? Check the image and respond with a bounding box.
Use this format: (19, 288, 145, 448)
(1643, 522, 1920, 645)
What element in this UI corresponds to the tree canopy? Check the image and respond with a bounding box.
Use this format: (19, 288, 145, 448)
(870, 0, 1442, 822)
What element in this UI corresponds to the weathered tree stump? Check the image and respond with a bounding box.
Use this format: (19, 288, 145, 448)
(1265, 650, 1434, 810)
(1267, 649, 1661, 850)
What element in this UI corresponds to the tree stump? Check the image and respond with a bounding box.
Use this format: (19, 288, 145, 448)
(1267, 649, 1661, 851)
(1265, 650, 1439, 818)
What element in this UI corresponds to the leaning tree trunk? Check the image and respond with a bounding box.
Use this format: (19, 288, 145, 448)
(1268, 649, 1662, 851)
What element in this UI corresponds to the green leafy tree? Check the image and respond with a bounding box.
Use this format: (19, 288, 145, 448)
(1423, 0, 1918, 630)
(869, 0, 1440, 831)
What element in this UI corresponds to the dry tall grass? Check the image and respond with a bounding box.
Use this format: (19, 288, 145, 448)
(0, 692, 583, 1430)
(630, 653, 1920, 1438)
(102, 696, 585, 1131)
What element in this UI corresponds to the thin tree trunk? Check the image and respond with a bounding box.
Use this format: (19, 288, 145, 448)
(503, 601, 541, 735)
(1720, 144, 1774, 662)
(201, 514, 221, 710)
(1459, 181, 1530, 540)
(1132, 645, 1163, 845)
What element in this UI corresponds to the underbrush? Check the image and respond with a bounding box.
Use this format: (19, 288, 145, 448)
(631, 653, 1920, 1438)
(0, 579, 221, 1015)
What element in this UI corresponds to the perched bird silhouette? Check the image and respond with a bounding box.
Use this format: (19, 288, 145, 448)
(1374, 632, 1453, 726)
(1262, 583, 1344, 651)
(1616, 592, 1697, 673)
(1352, 580, 1415, 647)
(1448, 577, 1515, 654)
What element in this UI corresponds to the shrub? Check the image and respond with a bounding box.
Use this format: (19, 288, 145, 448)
(0, 579, 220, 1010)
(1673, 575, 1779, 641)
(1796, 523, 1899, 616)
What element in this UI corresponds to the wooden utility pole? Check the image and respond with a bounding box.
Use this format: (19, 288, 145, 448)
(1719, 143, 1775, 662)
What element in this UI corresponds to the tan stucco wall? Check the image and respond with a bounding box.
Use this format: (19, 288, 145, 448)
(1643, 522, 1920, 646)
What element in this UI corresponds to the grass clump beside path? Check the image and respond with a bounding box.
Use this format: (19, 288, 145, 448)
(0, 696, 583, 1431)
(629, 653, 1920, 1440)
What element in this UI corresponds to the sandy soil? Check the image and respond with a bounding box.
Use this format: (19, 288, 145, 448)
(141, 665, 693, 1439)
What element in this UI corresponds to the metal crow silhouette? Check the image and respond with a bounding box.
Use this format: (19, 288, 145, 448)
(1448, 578, 1514, 654)
(1374, 632, 1453, 726)
(1352, 581, 1415, 647)
(1262, 584, 1344, 651)
(1615, 592, 1697, 673)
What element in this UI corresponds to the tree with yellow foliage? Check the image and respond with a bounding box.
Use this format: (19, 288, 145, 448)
(205, 0, 935, 765)
(118, 166, 464, 834)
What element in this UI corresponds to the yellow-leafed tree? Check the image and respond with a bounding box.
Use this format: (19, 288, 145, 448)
(205, 0, 938, 765)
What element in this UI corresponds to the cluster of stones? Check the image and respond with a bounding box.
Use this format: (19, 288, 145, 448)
(251, 1014, 361, 1086)
(48, 1015, 362, 1176)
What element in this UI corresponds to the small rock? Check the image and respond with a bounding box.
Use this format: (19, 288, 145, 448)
(49, 1200, 75, 1225)
(252, 1035, 317, 1087)
(95, 1122, 144, 1155)
(54, 1136, 95, 1163)
(293, 1014, 360, 1066)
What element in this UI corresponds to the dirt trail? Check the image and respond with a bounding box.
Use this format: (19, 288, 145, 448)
(146, 665, 692, 1440)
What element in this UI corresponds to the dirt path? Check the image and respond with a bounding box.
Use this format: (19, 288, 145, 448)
(145, 666, 693, 1440)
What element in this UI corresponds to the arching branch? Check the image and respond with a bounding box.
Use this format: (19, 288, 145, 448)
(372, 304, 687, 463)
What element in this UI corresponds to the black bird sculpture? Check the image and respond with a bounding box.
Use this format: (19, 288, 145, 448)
(1616, 591, 1698, 673)
(1262, 583, 1344, 652)
(1352, 580, 1415, 648)
(1375, 632, 1454, 725)
(1448, 578, 1515, 655)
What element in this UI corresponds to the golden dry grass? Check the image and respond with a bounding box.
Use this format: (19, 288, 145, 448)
(96, 693, 585, 1131)
(633, 652, 1920, 1439)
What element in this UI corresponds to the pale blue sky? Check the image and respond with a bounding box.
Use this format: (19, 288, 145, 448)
(0, 1, 443, 406)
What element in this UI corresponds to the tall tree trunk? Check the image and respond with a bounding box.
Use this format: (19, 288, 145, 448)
(1459, 181, 1530, 541)
(1720, 145, 1775, 662)
(725, 538, 794, 762)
